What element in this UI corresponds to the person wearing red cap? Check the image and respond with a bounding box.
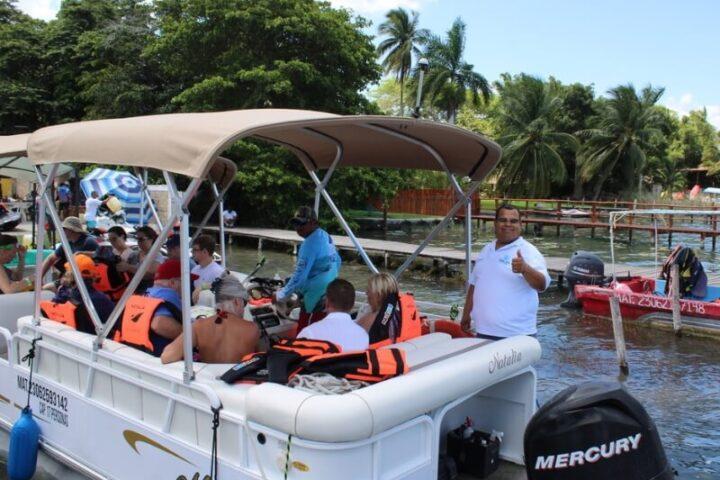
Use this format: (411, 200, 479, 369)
(137, 259, 185, 355)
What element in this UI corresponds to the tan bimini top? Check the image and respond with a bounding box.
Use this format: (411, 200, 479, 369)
(0, 134, 73, 182)
(28, 109, 502, 181)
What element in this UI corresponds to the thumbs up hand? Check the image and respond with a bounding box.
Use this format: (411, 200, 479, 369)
(511, 249, 526, 274)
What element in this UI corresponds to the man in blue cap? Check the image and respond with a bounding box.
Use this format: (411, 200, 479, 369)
(272, 206, 341, 330)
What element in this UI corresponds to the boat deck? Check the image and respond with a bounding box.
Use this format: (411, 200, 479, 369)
(198, 226, 720, 285)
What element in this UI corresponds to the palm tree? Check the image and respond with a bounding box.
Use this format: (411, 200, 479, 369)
(650, 156, 686, 193)
(494, 74, 578, 197)
(376, 9, 428, 116)
(578, 84, 664, 199)
(419, 18, 490, 124)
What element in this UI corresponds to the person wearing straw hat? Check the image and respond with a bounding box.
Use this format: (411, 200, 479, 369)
(40, 216, 99, 288)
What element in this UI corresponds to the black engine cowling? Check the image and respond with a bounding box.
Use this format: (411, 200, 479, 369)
(561, 251, 605, 308)
(524, 381, 674, 480)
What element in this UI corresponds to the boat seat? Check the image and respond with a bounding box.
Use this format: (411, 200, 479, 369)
(17, 315, 71, 335)
(246, 336, 542, 443)
(381, 332, 451, 352)
(405, 337, 487, 369)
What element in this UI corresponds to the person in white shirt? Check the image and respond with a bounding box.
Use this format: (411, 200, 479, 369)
(191, 234, 225, 303)
(460, 204, 551, 340)
(84, 191, 107, 229)
(222, 208, 237, 227)
(298, 278, 368, 351)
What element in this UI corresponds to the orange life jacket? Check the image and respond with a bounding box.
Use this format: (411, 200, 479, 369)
(40, 300, 77, 329)
(94, 261, 131, 301)
(292, 348, 408, 383)
(115, 295, 181, 354)
(369, 293, 422, 349)
(220, 339, 342, 384)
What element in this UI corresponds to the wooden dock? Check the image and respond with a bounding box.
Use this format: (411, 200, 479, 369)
(458, 213, 720, 249)
(198, 226, 720, 284)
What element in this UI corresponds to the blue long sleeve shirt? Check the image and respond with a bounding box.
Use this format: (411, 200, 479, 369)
(278, 228, 341, 311)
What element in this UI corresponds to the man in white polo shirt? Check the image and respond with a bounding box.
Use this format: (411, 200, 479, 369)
(460, 204, 550, 340)
(298, 278, 368, 351)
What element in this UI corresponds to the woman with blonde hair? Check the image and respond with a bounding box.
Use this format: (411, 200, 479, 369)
(356, 272, 398, 332)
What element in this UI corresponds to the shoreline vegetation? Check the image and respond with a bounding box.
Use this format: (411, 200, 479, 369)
(1, 1, 718, 229)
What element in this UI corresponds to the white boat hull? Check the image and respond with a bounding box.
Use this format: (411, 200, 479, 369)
(0, 304, 540, 480)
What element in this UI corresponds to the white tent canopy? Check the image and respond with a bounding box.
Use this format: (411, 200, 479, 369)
(0, 134, 73, 181)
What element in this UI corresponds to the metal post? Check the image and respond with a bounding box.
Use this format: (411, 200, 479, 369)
(609, 294, 629, 375)
(180, 206, 194, 383)
(308, 171, 379, 274)
(36, 166, 105, 334)
(412, 58, 429, 118)
(191, 181, 233, 243)
(31, 183, 37, 248)
(140, 169, 147, 226)
(671, 264, 682, 336)
(465, 191, 472, 287)
(300, 127, 343, 219)
(33, 165, 57, 325)
(213, 183, 226, 269)
(395, 182, 481, 279)
(134, 167, 163, 229)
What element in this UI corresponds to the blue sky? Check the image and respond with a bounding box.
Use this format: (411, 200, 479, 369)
(17, 0, 720, 127)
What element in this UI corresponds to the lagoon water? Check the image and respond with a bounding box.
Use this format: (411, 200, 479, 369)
(225, 223, 720, 479)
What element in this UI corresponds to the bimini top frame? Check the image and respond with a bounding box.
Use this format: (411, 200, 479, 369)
(27, 109, 503, 384)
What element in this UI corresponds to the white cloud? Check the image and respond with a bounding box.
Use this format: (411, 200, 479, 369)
(662, 93, 720, 130)
(16, 0, 60, 21)
(328, 0, 433, 14)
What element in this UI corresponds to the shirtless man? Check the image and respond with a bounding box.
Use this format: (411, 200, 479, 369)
(161, 272, 259, 364)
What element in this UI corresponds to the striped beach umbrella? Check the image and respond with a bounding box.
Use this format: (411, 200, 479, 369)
(80, 168, 151, 225)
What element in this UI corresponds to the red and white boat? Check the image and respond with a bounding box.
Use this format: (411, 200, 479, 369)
(575, 277, 720, 333)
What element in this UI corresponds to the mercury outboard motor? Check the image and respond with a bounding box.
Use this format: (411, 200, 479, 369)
(561, 251, 605, 308)
(525, 381, 674, 480)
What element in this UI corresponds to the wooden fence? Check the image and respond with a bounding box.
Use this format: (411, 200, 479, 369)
(372, 189, 715, 217)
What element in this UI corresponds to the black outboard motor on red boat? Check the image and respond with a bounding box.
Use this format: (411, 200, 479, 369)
(560, 251, 605, 308)
(525, 381, 674, 480)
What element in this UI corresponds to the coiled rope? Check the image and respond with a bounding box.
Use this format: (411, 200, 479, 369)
(288, 373, 368, 394)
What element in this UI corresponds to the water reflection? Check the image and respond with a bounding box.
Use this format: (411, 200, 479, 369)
(225, 224, 720, 478)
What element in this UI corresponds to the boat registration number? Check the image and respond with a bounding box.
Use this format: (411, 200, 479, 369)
(616, 294, 706, 314)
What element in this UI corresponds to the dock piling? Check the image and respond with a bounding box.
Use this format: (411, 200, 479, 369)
(671, 264, 683, 336)
(609, 294, 630, 375)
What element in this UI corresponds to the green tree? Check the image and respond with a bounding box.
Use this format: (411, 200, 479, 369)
(578, 84, 664, 199)
(547, 80, 596, 198)
(43, 0, 120, 123)
(367, 78, 402, 115)
(76, 0, 163, 119)
(150, 0, 380, 113)
(493, 74, 578, 197)
(648, 155, 686, 193)
(0, 0, 49, 133)
(419, 18, 490, 124)
(668, 109, 720, 172)
(376, 8, 428, 117)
